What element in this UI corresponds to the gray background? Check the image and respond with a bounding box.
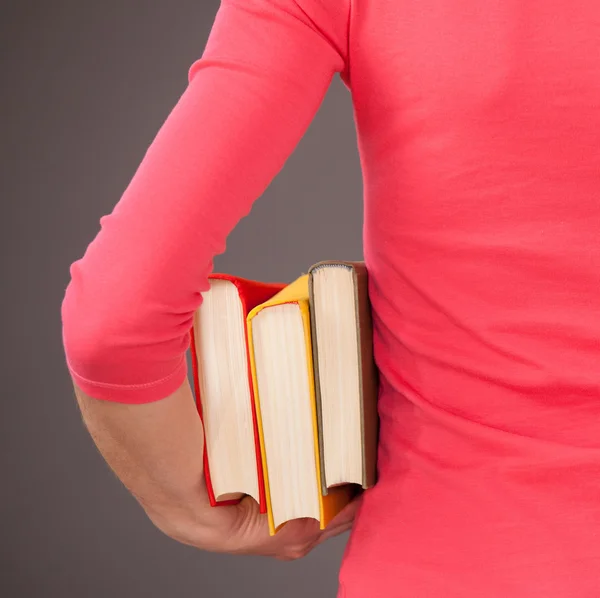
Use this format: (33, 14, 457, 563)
(2, 1, 362, 596)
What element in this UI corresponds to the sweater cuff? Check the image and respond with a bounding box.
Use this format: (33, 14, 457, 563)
(67, 357, 189, 404)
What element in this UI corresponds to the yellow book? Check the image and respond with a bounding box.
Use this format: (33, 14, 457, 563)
(247, 275, 353, 535)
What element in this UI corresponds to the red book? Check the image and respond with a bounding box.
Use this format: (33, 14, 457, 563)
(189, 274, 285, 512)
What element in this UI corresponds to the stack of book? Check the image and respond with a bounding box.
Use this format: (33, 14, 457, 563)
(189, 261, 379, 535)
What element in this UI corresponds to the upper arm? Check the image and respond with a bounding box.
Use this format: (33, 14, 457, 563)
(61, 0, 351, 404)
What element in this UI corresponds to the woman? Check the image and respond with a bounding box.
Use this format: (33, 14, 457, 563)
(62, 1, 600, 596)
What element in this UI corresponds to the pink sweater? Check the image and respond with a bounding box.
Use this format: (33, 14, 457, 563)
(62, 1, 600, 596)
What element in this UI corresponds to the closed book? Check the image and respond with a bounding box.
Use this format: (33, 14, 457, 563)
(308, 261, 379, 495)
(190, 273, 285, 512)
(247, 275, 354, 535)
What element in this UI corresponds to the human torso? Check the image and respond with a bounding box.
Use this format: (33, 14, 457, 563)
(341, 2, 600, 595)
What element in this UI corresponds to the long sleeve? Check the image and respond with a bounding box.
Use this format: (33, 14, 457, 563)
(61, 0, 350, 403)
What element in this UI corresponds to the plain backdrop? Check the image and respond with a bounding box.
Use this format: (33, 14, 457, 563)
(1, 1, 363, 596)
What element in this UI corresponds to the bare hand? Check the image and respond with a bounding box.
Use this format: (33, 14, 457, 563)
(74, 379, 359, 561)
(159, 493, 361, 560)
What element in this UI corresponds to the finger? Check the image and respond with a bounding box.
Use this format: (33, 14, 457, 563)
(316, 495, 364, 545)
(273, 517, 331, 560)
(318, 519, 354, 543)
(238, 507, 323, 559)
(325, 494, 363, 530)
(230, 497, 355, 559)
(222, 496, 273, 553)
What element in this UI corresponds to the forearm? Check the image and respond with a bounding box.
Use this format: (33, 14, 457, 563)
(73, 376, 358, 559)
(73, 378, 212, 542)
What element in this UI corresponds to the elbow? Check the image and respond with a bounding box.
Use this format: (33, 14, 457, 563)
(61, 277, 130, 386)
(61, 268, 190, 401)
